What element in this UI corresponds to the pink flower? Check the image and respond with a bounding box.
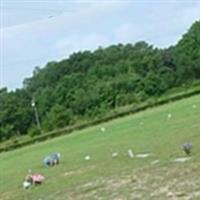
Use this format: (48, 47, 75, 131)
(31, 174, 45, 183)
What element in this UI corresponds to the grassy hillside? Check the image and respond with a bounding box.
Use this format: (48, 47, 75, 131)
(0, 94, 200, 200)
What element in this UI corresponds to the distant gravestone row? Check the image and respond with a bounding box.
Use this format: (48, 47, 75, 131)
(22, 107, 196, 189)
(23, 141, 193, 189)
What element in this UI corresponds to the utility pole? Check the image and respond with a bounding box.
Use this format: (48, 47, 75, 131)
(31, 99, 42, 133)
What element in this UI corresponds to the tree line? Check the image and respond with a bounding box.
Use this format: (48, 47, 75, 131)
(0, 20, 200, 141)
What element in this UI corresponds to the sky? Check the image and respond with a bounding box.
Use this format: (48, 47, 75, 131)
(0, 0, 200, 90)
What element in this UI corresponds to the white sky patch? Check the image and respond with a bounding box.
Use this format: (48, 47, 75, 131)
(56, 33, 110, 54)
(180, 2, 200, 25)
(0, 0, 199, 89)
(0, 0, 76, 29)
(114, 24, 143, 43)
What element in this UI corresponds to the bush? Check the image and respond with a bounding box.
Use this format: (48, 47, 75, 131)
(29, 127, 41, 137)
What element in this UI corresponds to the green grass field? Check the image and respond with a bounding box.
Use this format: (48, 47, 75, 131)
(0, 94, 200, 200)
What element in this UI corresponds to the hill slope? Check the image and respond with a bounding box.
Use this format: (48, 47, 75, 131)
(0, 94, 200, 200)
(0, 20, 200, 141)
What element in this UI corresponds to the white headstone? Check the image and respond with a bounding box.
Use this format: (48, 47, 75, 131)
(128, 149, 134, 158)
(151, 160, 160, 165)
(101, 127, 106, 132)
(167, 113, 172, 119)
(192, 104, 197, 109)
(23, 181, 31, 189)
(85, 155, 91, 161)
(112, 152, 118, 158)
(136, 153, 150, 158)
(173, 157, 191, 163)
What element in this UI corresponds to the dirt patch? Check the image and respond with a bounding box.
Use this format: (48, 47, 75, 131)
(64, 162, 200, 200)
(107, 177, 131, 190)
(63, 165, 96, 177)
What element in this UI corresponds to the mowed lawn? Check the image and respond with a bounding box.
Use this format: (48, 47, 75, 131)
(0, 94, 200, 200)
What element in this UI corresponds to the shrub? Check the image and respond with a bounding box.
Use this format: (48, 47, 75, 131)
(29, 127, 41, 137)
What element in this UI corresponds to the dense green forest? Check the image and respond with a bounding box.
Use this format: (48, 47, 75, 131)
(0, 21, 200, 141)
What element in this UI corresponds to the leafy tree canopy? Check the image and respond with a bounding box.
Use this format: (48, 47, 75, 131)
(1, 20, 200, 141)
